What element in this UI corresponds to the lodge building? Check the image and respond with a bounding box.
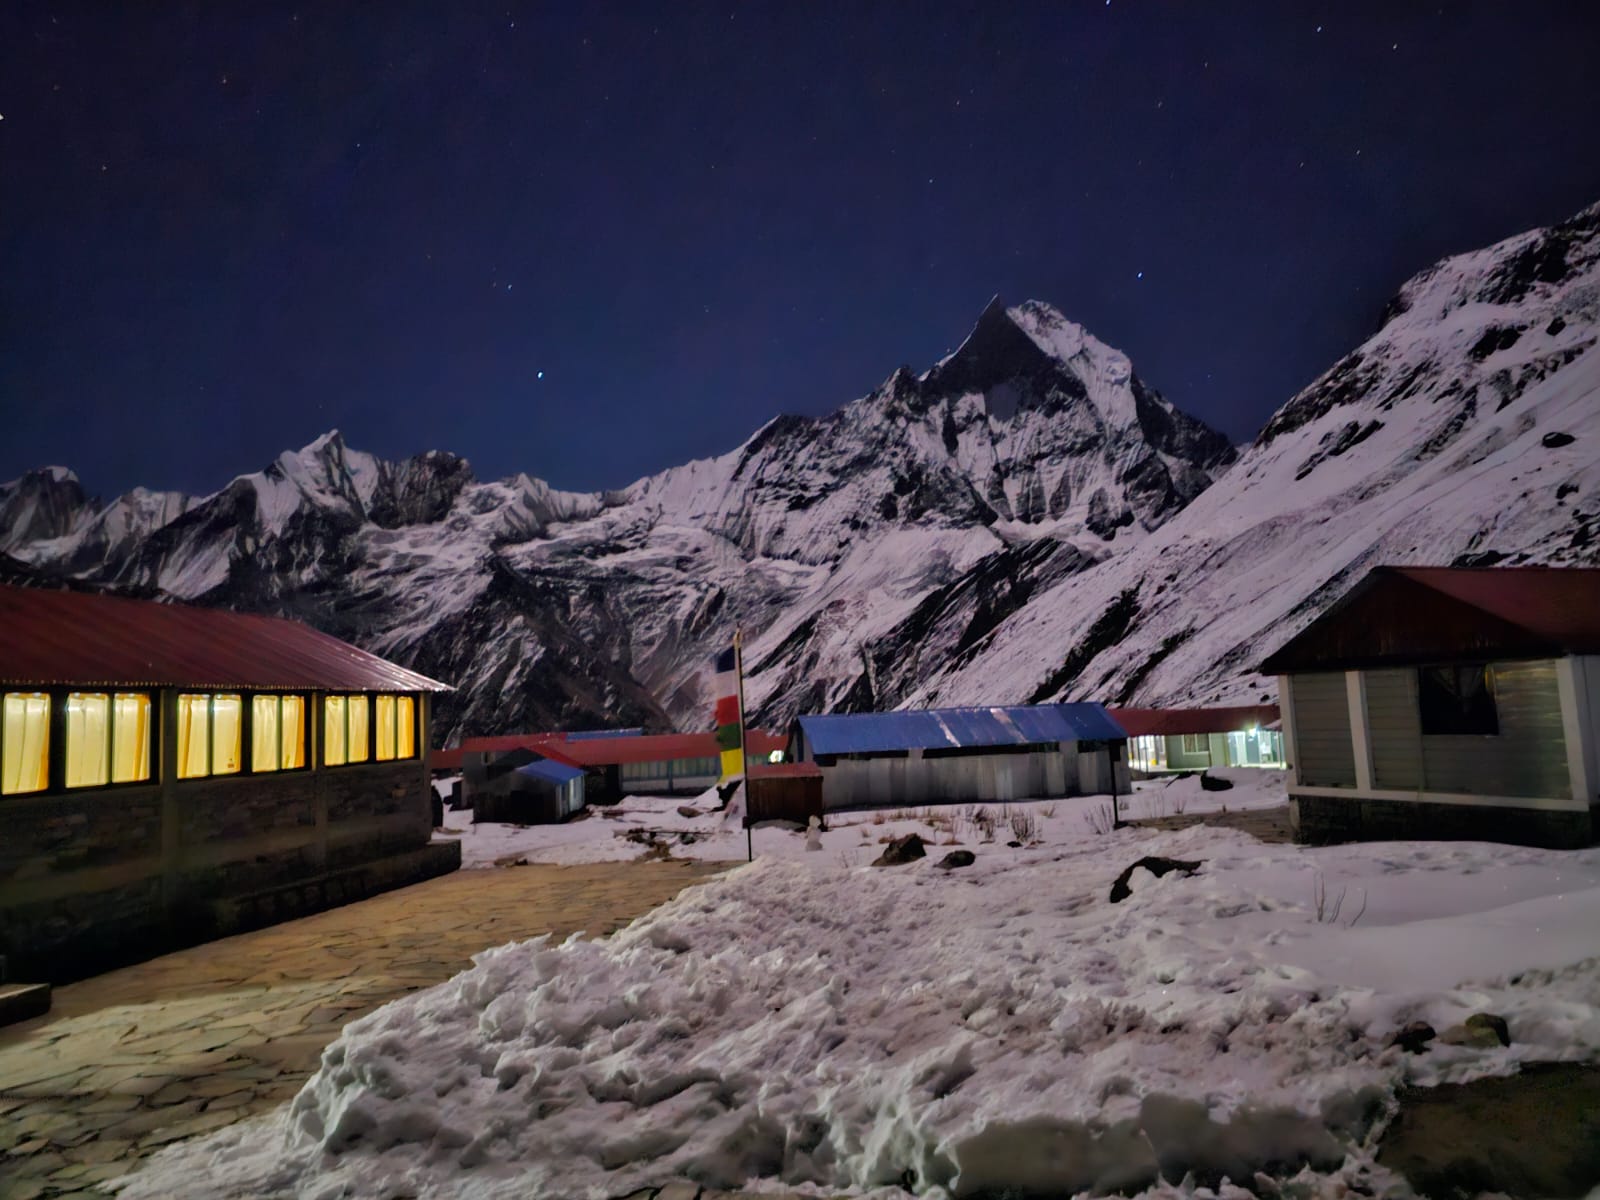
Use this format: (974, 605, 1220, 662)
(0, 584, 458, 980)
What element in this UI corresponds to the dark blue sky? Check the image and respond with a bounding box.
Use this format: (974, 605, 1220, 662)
(3, 2, 1598, 500)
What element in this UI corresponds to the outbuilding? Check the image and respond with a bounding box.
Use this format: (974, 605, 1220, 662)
(788, 703, 1129, 810)
(1111, 704, 1283, 774)
(1261, 565, 1600, 848)
(0, 584, 457, 980)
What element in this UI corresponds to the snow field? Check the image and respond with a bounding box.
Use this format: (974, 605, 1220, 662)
(120, 798, 1600, 1199)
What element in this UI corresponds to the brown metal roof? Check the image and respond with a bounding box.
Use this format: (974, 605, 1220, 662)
(0, 584, 451, 692)
(1108, 704, 1280, 738)
(1259, 566, 1600, 674)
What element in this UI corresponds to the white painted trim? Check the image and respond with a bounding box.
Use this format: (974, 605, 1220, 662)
(1346, 670, 1373, 791)
(1555, 657, 1597, 808)
(1288, 784, 1588, 813)
(1277, 675, 1300, 789)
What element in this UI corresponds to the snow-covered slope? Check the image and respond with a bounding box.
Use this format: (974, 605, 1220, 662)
(905, 200, 1600, 711)
(5, 201, 1598, 736)
(0, 299, 1234, 740)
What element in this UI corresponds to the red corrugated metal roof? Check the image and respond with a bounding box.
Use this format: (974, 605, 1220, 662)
(453, 728, 787, 767)
(1260, 566, 1600, 673)
(1108, 705, 1280, 738)
(0, 584, 451, 692)
(429, 747, 465, 772)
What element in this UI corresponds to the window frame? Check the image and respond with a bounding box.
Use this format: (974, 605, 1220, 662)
(175, 692, 247, 781)
(248, 691, 312, 775)
(62, 690, 157, 790)
(1, 690, 54, 797)
(1418, 663, 1500, 737)
(323, 693, 417, 768)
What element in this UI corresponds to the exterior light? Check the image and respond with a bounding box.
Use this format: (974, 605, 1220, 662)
(768, 750, 784, 763)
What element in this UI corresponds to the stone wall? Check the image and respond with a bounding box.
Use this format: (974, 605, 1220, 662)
(0, 757, 454, 982)
(1291, 792, 1596, 850)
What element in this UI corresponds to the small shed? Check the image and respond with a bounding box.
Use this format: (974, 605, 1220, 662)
(1111, 704, 1283, 773)
(789, 703, 1130, 810)
(1260, 565, 1600, 848)
(471, 757, 586, 825)
(746, 761, 825, 825)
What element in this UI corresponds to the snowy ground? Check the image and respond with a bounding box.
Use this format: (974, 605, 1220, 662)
(118, 770, 1600, 1200)
(435, 768, 1289, 870)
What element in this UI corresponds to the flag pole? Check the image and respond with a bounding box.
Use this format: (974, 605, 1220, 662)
(735, 626, 752, 862)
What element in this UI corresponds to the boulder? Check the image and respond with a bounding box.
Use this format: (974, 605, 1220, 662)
(1439, 1023, 1502, 1049)
(872, 833, 926, 866)
(1466, 1012, 1511, 1046)
(677, 806, 703, 819)
(1199, 772, 1233, 791)
(936, 850, 976, 870)
(1387, 1021, 1437, 1054)
(1109, 856, 1202, 903)
(1542, 431, 1576, 448)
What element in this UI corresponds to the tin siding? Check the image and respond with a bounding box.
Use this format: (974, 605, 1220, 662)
(1366, 669, 1424, 790)
(1290, 672, 1357, 787)
(1419, 661, 1569, 799)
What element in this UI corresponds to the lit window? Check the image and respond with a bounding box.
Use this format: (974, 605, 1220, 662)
(375, 695, 396, 761)
(64, 691, 152, 788)
(323, 695, 376, 766)
(252, 695, 308, 773)
(324, 695, 347, 766)
(177, 694, 241, 779)
(2, 692, 51, 795)
(397, 696, 416, 758)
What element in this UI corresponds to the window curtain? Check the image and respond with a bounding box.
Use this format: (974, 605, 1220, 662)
(212, 695, 243, 775)
(65, 692, 111, 788)
(324, 695, 347, 766)
(375, 695, 396, 761)
(112, 693, 151, 783)
(397, 696, 416, 758)
(348, 695, 370, 762)
(252, 696, 281, 773)
(177, 694, 209, 778)
(281, 695, 306, 769)
(2, 692, 51, 794)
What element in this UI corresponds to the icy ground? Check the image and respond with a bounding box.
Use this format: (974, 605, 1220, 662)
(436, 768, 1288, 869)
(118, 778, 1600, 1199)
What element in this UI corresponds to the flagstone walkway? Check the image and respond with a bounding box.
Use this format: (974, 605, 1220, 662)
(0, 858, 733, 1199)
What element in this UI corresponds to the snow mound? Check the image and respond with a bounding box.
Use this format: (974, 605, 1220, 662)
(118, 829, 1600, 1199)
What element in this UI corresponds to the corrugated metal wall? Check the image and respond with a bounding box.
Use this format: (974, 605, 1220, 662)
(1290, 672, 1357, 787)
(1366, 669, 1424, 790)
(1418, 661, 1568, 799)
(819, 744, 1086, 809)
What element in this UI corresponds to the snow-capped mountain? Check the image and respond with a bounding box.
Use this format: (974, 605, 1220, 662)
(4, 201, 1597, 739)
(0, 298, 1234, 740)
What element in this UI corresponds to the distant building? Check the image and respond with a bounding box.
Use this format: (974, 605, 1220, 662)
(1111, 705, 1283, 773)
(0, 585, 456, 980)
(788, 703, 1129, 810)
(463, 746, 587, 825)
(1261, 566, 1600, 848)
(450, 728, 789, 810)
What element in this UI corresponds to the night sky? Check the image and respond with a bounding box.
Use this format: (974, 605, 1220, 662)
(3, 3, 1599, 501)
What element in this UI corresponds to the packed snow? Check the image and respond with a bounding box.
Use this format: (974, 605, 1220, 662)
(438, 769, 1288, 870)
(118, 774, 1600, 1199)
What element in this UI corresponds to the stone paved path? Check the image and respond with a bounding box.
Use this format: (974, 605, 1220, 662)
(0, 859, 731, 1199)
(1129, 802, 1294, 843)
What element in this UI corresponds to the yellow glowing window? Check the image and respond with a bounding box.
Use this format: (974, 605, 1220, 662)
(375, 695, 396, 761)
(324, 695, 348, 766)
(397, 696, 416, 759)
(281, 695, 306, 769)
(2, 692, 51, 795)
(112, 694, 152, 783)
(253, 695, 308, 773)
(177, 694, 210, 779)
(66, 693, 111, 788)
(348, 695, 370, 763)
(177, 693, 244, 780)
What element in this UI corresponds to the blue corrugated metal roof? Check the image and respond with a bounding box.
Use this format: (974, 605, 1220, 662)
(797, 704, 1127, 757)
(515, 758, 586, 784)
